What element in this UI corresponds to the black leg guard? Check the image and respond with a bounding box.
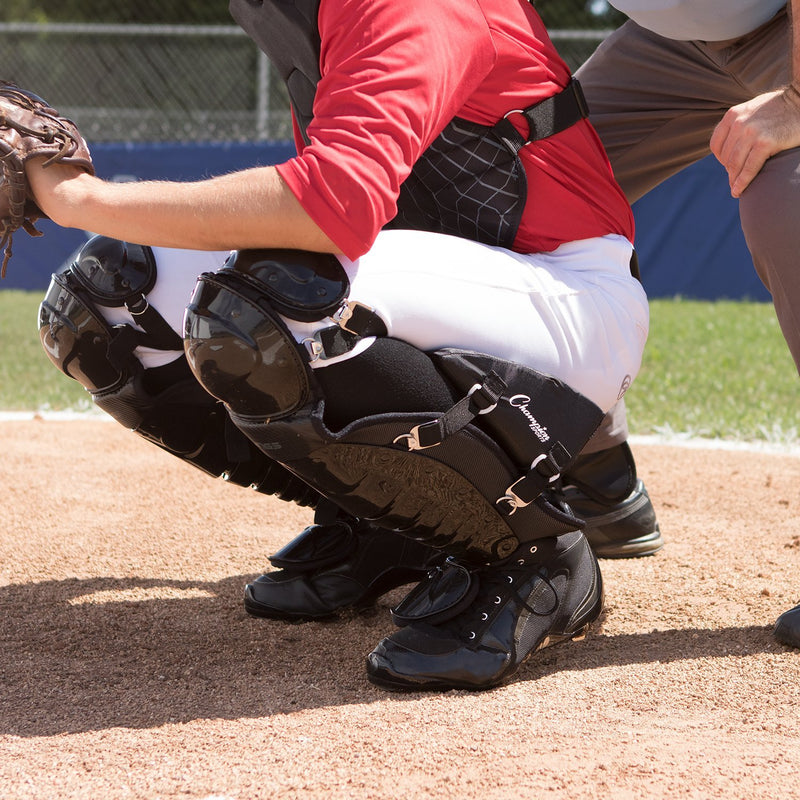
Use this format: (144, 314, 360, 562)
(93, 355, 321, 505)
(562, 441, 637, 504)
(37, 243, 321, 507)
(558, 442, 663, 558)
(183, 252, 605, 563)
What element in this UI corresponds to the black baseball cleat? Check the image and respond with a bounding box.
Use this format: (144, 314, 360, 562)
(774, 604, 800, 648)
(365, 530, 603, 692)
(243, 514, 441, 621)
(559, 442, 663, 558)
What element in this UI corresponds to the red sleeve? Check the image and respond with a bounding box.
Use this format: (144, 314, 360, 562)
(277, 0, 496, 259)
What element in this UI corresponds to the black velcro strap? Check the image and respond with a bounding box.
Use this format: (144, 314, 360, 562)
(315, 326, 361, 359)
(307, 302, 388, 361)
(496, 442, 573, 516)
(126, 296, 184, 351)
(337, 302, 387, 337)
(493, 77, 590, 156)
(393, 371, 507, 451)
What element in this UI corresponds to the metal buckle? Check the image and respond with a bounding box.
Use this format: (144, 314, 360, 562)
(467, 382, 498, 415)
(530, 452, 561, 484)
(495, 455, 561, 516)
(332, 300, 375, 335)
(496, 476, 529, 516)
(393, 424, 438, 451)
(302, 335, 324, 363)
(125, 294, 149, 316)
(503, 108, 532, 146)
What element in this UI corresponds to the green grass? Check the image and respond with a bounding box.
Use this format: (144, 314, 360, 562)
(1, 290, 798, 443)
(1, 289, 95, 412)
(626, 299, 798, 444)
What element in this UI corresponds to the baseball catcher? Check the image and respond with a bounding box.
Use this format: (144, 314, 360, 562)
(29, 0, 653, 691)
(0, 81, 94, 277)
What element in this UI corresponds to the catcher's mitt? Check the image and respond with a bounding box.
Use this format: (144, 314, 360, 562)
(0, 81, 94, 277)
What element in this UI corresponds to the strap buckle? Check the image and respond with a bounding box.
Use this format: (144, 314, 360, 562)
(393, 422, 440, 451)
(332, 300, 379, 336)
(302, 334, 325, 363)
(496, 453, 563, 516)
(467, 382, 499, 415)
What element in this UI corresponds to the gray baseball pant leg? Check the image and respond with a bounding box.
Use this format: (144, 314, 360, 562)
(576, 9, 798, 452)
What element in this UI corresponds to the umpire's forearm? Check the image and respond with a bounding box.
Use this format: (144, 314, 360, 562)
(26, 159, 341, 255)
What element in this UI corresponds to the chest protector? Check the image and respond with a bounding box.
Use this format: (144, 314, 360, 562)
(229, 0, 588, 249)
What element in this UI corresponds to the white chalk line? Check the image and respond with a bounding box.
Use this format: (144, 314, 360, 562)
(1, 410, 798, 457)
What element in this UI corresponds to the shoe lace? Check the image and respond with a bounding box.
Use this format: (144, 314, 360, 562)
(447, 544, 559, 643)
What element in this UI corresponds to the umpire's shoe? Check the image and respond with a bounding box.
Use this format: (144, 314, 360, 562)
(366, 531, 602, 691)
(243, 513, 441, 621)
(560, 442, 663, 558)
(774, 604, 800, 648)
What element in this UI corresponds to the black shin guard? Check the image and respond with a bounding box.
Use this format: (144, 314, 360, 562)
(229, 340, 604, 562)
(38, 237, 322, 508)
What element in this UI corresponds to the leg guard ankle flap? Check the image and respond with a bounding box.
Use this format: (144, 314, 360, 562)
(230, 348, 605, 562)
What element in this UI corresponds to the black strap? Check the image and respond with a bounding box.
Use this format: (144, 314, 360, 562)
(310, 302, 388, 360)
(393, 371, 507, 451)
(496, 442, 573, 516)
(492, 77, 590, 156)
(125, 294, 184, 350)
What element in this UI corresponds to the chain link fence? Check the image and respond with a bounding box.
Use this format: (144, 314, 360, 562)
(0, 4, 620, 142)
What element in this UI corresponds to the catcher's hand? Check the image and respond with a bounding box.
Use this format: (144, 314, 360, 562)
(0, 81, 94, 277)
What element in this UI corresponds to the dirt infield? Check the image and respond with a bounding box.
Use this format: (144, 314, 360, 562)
(1, 418, 799, 799)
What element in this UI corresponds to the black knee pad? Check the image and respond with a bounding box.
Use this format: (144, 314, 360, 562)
(39, 236, 180, 395)
(183, 248, 354, 419)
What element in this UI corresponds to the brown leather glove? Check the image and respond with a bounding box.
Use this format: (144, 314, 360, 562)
(0, 81, 94, 277)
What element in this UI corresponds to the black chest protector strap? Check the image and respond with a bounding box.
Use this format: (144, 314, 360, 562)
(229, 0, 321, 143)
(492, 78, 590, 156)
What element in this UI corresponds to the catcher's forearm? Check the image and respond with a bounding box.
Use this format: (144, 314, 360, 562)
(28, 159, 340, 255)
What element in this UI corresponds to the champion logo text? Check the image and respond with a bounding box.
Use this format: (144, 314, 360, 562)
(508, 394, 550, 443)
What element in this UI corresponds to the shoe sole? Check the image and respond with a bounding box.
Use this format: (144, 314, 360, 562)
(774, 605, 800, 648)
(589, 527, 664, 559)
(243, 586, 337, 622)
(366, 616, 601, 692)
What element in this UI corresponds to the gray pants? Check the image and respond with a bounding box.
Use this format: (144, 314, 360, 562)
(577, 7, 799, 450)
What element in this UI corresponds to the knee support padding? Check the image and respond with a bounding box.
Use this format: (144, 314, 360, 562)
(183, 248, 354, 420)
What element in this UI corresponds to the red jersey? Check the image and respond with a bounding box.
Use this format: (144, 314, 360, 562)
(276, 0, 634, 260)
